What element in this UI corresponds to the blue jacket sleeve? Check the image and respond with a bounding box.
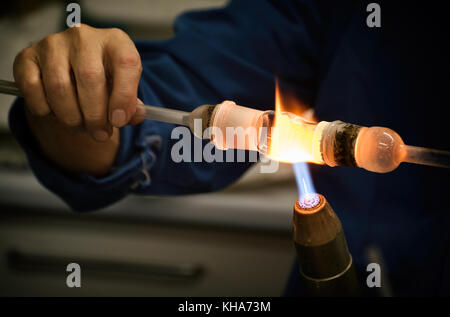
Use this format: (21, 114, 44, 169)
(8, 0, 336, 211)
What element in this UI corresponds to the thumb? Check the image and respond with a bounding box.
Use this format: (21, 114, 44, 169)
(128, 98, 145, 126)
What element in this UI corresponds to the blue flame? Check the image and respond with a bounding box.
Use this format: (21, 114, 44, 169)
(293, 162, 318, 208)
(293, 162, 316, 198)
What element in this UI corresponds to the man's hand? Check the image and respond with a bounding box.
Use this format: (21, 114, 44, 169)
(13, 24, 143, 176)
(14, 24, 143, 140)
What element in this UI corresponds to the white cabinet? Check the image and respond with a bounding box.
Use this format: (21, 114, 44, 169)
(0, 213, 294, 296)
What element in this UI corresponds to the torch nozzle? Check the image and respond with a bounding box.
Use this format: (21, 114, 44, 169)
(292, 193, 360, 296)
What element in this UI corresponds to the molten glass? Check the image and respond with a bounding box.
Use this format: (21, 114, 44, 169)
(208, 100, 450, 173)
(136, 95, 449, 172)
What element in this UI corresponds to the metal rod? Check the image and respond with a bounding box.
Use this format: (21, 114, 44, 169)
(0, 79, 190, 126)
(139, 104, 190, 126)
(0, 79, 22, 97)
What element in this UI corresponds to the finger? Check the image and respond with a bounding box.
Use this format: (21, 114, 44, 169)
(13, 46, 51, 117)
(105, 29, 142, 128)
(71, 43, 110, 142)
(38, 34, 83, 128)
(128, 98, 145, 125)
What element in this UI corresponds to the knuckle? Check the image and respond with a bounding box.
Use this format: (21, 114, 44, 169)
(77, 65, 104, 85)
(13, 49, 27, 66)
(66, 23, 89, 36)
(21, 76, 41, 94)
(13, 47, 34, 76)
(116, 89, 136, 104)
(21, 76, 41, 89)
(109, 27, 127, 38)
(46, 75, 71, 96)
(66, 24, 94, 49)
(116, 50, 141, 69)
(40, 34, 59, 50)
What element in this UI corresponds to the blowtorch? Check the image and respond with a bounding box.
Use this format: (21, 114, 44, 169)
(293, 193, 360, 296)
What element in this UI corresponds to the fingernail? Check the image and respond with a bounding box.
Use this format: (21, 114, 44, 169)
(111, 109, 127, 127)
(92, 130, 109, 142)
